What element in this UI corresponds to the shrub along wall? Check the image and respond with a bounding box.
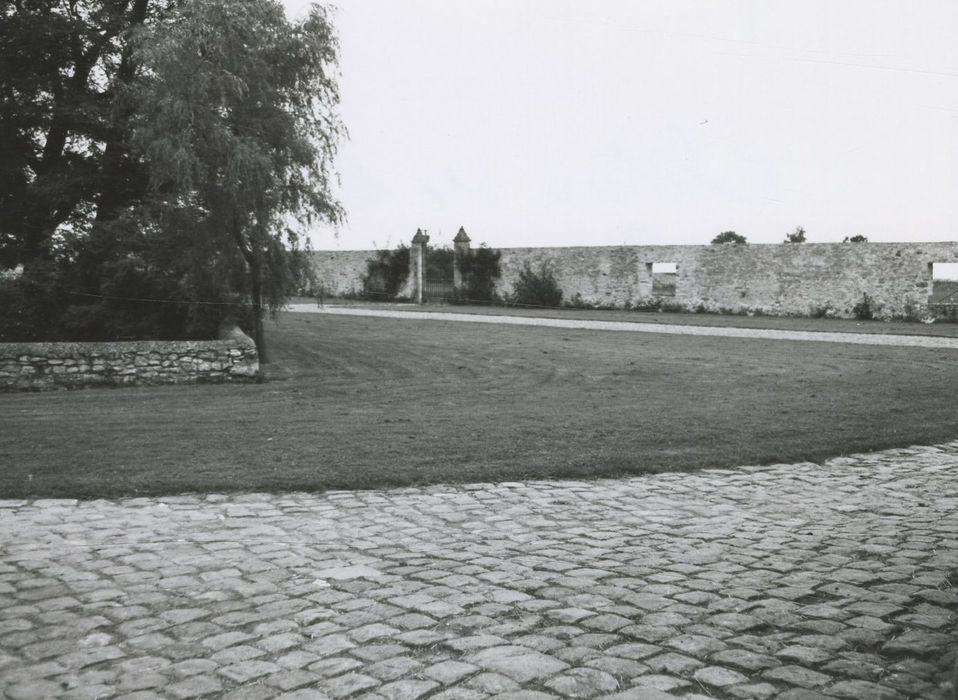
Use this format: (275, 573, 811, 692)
(0, 339, 259, 392)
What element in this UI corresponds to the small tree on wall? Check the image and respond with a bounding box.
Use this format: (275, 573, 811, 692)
(784, 226, 807, 243)
(711, 231, 747, 245)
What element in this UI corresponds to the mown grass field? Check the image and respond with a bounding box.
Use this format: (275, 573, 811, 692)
(2, 311, 957, 499)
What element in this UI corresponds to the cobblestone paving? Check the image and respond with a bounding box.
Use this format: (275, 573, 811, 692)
(1, 442, 957, 699)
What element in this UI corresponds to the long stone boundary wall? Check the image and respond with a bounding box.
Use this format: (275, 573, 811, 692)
(311, 241, 958, 319)
(0, 339, 259, 392)
(311, 250, 373, 298)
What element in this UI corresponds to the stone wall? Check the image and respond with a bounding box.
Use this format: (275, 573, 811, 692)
(0, 339, 259, 392)
(311, 241, 958, 319)
(311, 249, 373, 297)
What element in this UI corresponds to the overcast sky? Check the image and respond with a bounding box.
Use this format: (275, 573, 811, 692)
(283, 0, 958, 251)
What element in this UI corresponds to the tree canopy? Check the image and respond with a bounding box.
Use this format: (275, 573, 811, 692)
(0, 1, 343, 355)
(0, 0, 162, 267)
(711, 231, 747, 245)
(784, 226, 807, 244)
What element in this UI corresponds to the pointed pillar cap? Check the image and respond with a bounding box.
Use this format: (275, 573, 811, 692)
(412, 228, 429, 244)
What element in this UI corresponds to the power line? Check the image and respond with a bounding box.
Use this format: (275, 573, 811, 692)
(65, 289, 253, 307)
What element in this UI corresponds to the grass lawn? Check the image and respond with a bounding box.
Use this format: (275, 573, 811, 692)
(2, 311, 957, 499)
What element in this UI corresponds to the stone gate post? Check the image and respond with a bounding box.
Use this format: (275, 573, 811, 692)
(453, 226, 471, 292)
(410, 228, 429, 304)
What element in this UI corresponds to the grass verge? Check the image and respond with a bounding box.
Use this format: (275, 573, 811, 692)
(2, 312, 956, 498)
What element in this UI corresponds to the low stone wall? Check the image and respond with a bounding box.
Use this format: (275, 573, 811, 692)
(0, 339, 259, 392)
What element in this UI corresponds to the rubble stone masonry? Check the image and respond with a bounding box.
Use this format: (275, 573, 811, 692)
(312, 241, 958, 319)
(0, 338, 259, 392)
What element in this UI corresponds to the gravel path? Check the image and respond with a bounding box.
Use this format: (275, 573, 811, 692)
(287, 305, 958, 350)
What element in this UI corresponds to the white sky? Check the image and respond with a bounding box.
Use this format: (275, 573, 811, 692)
(283, 0, 958, 251)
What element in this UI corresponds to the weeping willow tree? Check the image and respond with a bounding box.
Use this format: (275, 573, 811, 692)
(132, 0, 344, 359)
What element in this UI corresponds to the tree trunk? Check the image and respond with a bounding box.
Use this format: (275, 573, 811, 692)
(95, 0, 151, 224)
(231, 219, 268, 364)
(250, 261, 268, 364)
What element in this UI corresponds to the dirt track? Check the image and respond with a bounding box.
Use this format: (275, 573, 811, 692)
(287, 305, 958, 350)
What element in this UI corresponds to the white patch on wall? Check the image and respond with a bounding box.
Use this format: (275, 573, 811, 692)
(652, 262, 678, 274)
(931, 262, 958, 280)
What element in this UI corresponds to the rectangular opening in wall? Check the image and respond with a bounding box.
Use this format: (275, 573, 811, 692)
(930, 262, 958, 304)
(651, 262, 678, 297)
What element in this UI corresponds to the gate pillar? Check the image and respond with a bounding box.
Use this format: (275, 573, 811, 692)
(453, 226, 471, 291)
(411, 228, 429, 305)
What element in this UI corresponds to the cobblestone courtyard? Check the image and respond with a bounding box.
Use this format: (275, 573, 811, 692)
(1, 443, 956, 699)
